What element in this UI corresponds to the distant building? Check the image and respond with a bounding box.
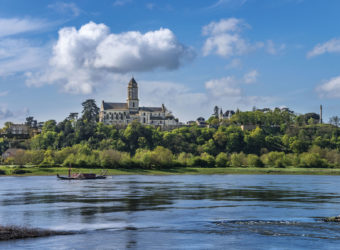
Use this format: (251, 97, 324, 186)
(218, 108, 235, 120)
(196, 117, 207, 127)
(99, 78, 179, 127)
(186, 121, 196, 126)
(2, 148, 24, 160)
(1, 124, 29, 138)
(240, 124, 257, 131)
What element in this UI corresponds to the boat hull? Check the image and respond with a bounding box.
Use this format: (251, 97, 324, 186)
(57, 174, 106, 180)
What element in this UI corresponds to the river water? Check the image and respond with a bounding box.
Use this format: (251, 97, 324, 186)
(1, 174, 340, 249)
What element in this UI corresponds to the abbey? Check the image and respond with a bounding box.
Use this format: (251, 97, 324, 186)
(99, 78, 179, 127)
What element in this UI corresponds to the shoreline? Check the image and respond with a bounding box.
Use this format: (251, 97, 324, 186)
(1, 166, 340, 176)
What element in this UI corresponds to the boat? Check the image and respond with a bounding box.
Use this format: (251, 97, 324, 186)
(57, 169, 107, 180)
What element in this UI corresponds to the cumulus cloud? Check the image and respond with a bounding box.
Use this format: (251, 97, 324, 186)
(202, 18, 250, 57)
(205, 76, 241, 96)
(204, 76, 274, 113)
(316, 76, 340, 98)
(307, 38, 340, 58)
(243, 70, 259, 84)
(0, 18, 48, 38)
(202, 18, 285, 58)
(48, 2, 81, 17)
(26, 21, 194, 94)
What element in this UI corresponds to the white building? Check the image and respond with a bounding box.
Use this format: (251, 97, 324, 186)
(99, 78, 179, 127)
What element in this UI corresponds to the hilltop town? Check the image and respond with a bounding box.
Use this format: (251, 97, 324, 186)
(0, 78, 338, 172)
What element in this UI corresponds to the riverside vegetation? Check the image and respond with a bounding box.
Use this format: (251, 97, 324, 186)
(2, 100, 340, 173)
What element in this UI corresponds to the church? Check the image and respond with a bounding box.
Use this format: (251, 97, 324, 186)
(99, 78, 179, 127)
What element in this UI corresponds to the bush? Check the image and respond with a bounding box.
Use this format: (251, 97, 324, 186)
(230, 152, 247, 167)
(12, 169, 31, 174)
(100, 149, 122, 168)
(215, 152, 229, 167)
(299, 153, 329, 168)
(200, 152, 215, 168)
(0, 169, 6, 175)
(261, 152, 287, 168)
(190, 156, 208, 168)
(247, 154, 264, 168)
(177, 152, 194, 167)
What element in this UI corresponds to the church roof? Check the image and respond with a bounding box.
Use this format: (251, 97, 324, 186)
(103, 102, 128, 110)
(128, 77, 138, 88)
(139, 107, 163, 112)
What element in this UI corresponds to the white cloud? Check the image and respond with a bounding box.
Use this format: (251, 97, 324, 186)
(266, 40, 286, 55)
(0, 39, 49, 76)
(26, 21, 194, 94)
(113, 0, 132, 6)
(243, 70, 259, 84)
(225, 58, 242, 69)
(202, 18, 250, 57)
(0, 105, 29, 123)
(205, 76, 241, 97)
(48, 2, 81, 17)
(0, 18, 48, 38)
(307, 38, 340, 58)
(202, 18, 285, 58)
(204, 76, 274, 118)
(316, 76, 340, 98)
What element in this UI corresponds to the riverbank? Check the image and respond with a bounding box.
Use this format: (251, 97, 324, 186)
(1, 166, 340, 176)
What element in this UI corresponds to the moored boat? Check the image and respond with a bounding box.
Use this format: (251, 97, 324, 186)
(57, 169, 107, 180)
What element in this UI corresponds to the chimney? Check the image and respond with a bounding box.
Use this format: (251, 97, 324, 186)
(320, 105, 323, 124)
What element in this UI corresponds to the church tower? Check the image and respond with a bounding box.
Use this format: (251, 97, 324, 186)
(127, 77, 139, 112)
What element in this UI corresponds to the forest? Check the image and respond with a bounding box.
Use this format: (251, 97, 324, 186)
(2, 99, 340, 169)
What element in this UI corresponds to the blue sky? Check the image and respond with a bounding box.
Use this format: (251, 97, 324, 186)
(1, 0, 340, 124)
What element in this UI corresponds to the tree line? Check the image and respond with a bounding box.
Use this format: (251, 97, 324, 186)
(2, 100, 340, 169)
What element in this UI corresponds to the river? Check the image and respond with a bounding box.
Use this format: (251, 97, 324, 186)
(1, 174, 340, 249)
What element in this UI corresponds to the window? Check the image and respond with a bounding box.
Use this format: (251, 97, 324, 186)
(133, 102, 135, 107)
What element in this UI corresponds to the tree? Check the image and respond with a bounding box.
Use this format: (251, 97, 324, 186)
(213, 106, 219, 118)
(81, 99, 99, 123)
(329, 116, 340, 127)
(25, 116, 37, 128)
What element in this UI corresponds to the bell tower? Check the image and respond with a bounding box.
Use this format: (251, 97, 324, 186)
(127, 77, 139, 112)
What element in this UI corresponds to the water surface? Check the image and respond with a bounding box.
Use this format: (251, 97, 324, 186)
(1, 175, 340, 249)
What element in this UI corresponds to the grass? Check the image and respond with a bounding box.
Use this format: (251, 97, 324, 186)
(1, 165, 340, 176)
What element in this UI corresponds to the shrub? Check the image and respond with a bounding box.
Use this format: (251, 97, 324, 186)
(200, 152, 215, 168)
(190, 156, 208, 168)
(247, 154, 264, 168)
(299, 153, 328, 168)
(100, 149, 123, 168)
(215, 152, 229, 168)
(230, 152, 247, 167)
(0, 169, 6, 175)
(12, 169, 31, 174)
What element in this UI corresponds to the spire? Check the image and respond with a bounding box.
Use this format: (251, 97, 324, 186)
(128, 77, 138, 88)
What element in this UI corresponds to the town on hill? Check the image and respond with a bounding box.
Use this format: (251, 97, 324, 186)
(0, 78, 339, 171)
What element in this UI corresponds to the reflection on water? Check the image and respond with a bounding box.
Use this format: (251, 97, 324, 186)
(1, 175, 340, 249)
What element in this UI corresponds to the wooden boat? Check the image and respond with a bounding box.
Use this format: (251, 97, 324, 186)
(57, 170, 107, 180)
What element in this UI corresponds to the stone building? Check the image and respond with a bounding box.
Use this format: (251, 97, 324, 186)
(99, 78, 179, 127)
